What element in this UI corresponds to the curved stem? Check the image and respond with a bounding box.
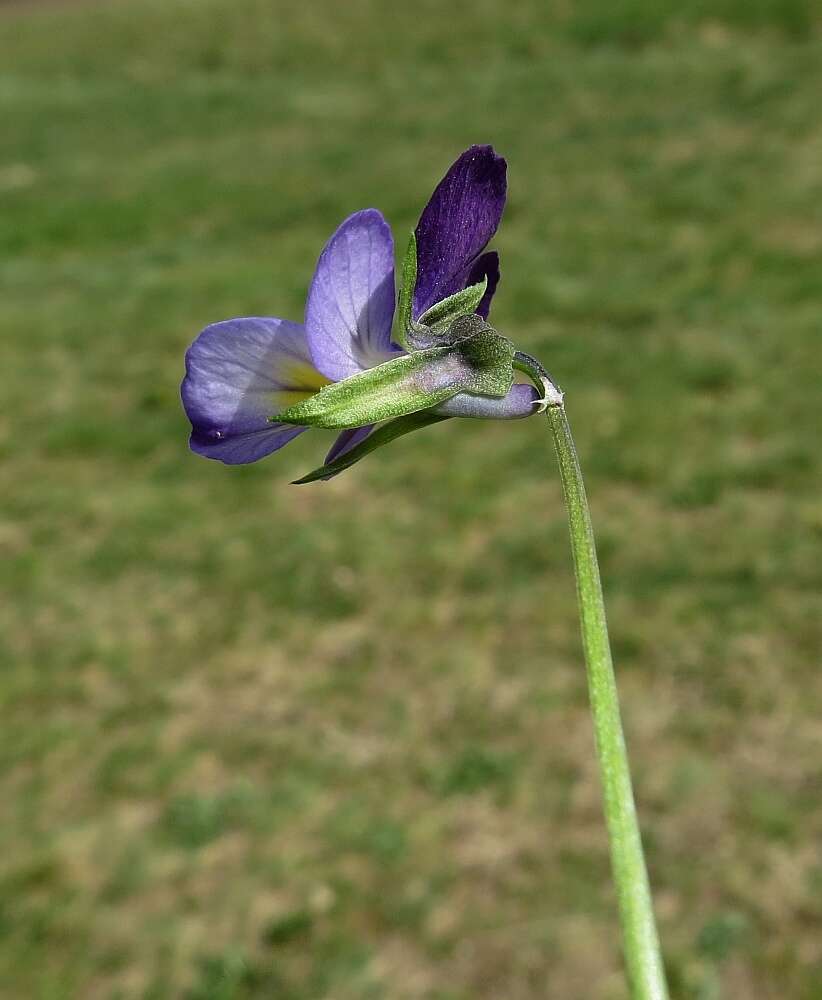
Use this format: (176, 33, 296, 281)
(545, 402, 669, 1000)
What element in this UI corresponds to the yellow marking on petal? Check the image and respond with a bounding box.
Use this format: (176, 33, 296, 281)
(271, 388, 318, 409)
(278, 359, 331, 391)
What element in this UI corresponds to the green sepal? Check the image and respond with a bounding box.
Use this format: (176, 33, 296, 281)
(395, 232, 417, 350)
(395, 233, 487, 351)
(447, 318, 516, 395)
(274, 322, 515, 430)
(416, 277, 488, 336)
(274, 346, 459, 429)
(292, 410, 450, 484)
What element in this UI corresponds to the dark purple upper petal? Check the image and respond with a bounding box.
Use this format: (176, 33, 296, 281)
(305, 209, 398, 383)
(462, 250, 499, 320)
(413, 145, 507, 319)
(181, 316, 326, 465)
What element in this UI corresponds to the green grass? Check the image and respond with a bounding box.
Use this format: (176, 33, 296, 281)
(1, 1, 821, 997)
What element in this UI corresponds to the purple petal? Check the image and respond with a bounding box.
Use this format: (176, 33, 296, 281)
(413, 145, 507, 319)
(182, 316, 326, 465)
(305, 209, 397, 383)
(464, 251, 500, 320)
(325, 425, 375, 464)
(433, 383, 539, 420)
(190, 423, 307, 465)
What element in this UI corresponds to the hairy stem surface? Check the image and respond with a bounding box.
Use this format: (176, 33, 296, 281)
(546, 402, 669, 1000)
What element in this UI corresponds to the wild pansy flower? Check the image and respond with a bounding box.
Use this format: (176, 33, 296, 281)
(181, 145, 549, 481)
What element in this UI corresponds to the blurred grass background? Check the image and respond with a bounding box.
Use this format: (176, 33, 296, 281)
(1, 0, 821, 997)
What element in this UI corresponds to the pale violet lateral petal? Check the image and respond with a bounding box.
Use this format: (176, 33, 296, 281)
(325, 425, 375, 464)
(182, 316, 326, 465)
(305, 209, 397, 382)
(434, 382, 539, 419)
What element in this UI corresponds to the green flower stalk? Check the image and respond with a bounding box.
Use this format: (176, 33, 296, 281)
(552, 407, 669, 997)
(514, 351, 669, 999)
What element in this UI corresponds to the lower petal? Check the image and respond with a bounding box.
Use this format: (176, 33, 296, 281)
(182, 316, 326, 465)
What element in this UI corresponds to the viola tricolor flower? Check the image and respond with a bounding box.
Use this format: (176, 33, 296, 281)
(181, 145, 547, 481)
